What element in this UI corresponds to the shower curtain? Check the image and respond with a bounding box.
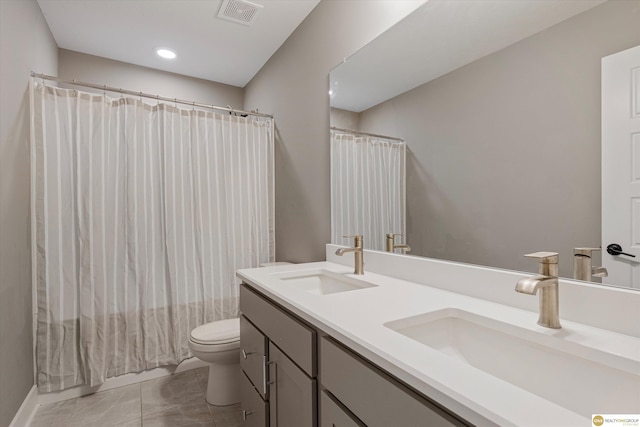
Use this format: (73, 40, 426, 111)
(30, 81, 274, 392)
(330, 131, 406, 251)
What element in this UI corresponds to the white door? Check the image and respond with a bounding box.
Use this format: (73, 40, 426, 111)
(602, 44, 640, 289)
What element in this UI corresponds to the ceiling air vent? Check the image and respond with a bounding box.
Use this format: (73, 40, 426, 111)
(217, 0, 263, 26)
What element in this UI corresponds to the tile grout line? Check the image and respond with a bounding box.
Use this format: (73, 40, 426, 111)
(33, 370, 236, 427)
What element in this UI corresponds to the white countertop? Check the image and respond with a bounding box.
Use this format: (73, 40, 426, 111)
(237, 257, 640, 427)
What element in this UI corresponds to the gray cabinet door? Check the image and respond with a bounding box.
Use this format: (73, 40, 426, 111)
(241, 372, 268, 427)
(240, 315, 268, 398)
(268, 342, 317, 427)
(320, 337, 468, 427)
(320, 391, 365, 427)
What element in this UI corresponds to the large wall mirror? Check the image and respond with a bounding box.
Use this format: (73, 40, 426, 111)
(329, 0, 640, 289)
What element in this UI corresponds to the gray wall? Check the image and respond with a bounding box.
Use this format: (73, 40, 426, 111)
(0, 0, 58, 424)
(359, 0, 640, 277)
(244, 0, 424, 262)
(59, 49, 244, 108)
(330, 108, 361, 131)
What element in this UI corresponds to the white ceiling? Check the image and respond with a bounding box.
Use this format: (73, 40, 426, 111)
(37, 0, 321, 88)
(330, 0, 607, 112)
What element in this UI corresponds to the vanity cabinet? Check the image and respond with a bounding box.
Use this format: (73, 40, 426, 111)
(239, 284, 317, 427)
(320, 337, 466, 427)
(239, 282, 470, 427)
(320, 390, 365, 427)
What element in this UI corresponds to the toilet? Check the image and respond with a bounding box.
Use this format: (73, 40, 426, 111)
(188, 318, 240, 406)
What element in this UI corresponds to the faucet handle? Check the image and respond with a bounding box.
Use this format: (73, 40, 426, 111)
(524, 252, 559, 276)
(524, 252, 558, 263)
(574, 247, 601, 257)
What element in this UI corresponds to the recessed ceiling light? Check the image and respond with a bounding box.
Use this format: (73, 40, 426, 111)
(156, 48, 176, 59)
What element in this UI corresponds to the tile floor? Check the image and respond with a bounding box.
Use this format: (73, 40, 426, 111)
(30, 367, 243, 427)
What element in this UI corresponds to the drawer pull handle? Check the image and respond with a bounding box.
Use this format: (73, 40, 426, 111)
(264, 359, 277, 395)
(242, 349, 255, 359)
(242, 409, 254, 420)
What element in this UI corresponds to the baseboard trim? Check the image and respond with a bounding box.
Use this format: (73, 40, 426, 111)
(37, 357, 207, 405)
(9, 385, 38, 427)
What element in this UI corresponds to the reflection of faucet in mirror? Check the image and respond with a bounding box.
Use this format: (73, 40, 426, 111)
(386, 233, 411, 254)
(328, 0, 640, 291)
(573, 248, 608, 282)
(335, 235, 364, 275)
(515, 252, 561, 329)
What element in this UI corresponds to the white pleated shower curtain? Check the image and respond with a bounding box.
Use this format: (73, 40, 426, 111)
(331, 131, 406, 251)
(30, 81, 274, 392)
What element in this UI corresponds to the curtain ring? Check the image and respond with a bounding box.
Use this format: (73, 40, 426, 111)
(103, 85, 107, 97)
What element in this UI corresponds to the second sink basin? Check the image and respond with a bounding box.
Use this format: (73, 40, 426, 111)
(273, 269, 377, 295)
(384, 308, 640, 417)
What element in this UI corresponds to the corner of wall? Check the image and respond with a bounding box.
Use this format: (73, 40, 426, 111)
(243, 0, 423, 263)
(0, 0, 58, 425)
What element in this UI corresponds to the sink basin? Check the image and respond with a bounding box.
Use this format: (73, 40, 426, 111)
(384, 308, 640, 416)
(273, 269, 376, 295)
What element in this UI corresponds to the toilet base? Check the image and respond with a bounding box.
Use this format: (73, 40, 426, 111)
(206, 362, 241, 406)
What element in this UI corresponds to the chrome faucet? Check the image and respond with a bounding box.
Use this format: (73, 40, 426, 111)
(515, 252, 561, 329)
(386, 233, 411, 254)
(573, 247, 608, 281)
(335, 235, 364, 275)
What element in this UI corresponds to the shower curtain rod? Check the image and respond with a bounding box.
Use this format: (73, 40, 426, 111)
(330, 126, 404, 142)
(31, 72, 273, 119)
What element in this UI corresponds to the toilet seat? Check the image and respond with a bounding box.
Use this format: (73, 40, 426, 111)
(188, 339, 238, 354)
(189, 318, 240, 345)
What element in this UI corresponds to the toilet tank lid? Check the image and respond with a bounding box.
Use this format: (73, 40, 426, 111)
(190, 318, 240, 344)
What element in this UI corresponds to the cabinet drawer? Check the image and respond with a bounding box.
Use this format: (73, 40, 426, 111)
(240, 315, 268, 398)
(320, 391, 365, 427)
(240, 283, 316, 377)
(320, 337, 468, 427)
(269, 342, 316, 427)
(241, 371, 268, 427)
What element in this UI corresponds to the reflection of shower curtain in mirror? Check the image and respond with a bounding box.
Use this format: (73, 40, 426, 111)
(331, 131, 406, 251)
(30, 81, 274, 392)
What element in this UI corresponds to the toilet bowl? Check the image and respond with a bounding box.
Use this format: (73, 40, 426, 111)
(188, 318, 240, 406)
